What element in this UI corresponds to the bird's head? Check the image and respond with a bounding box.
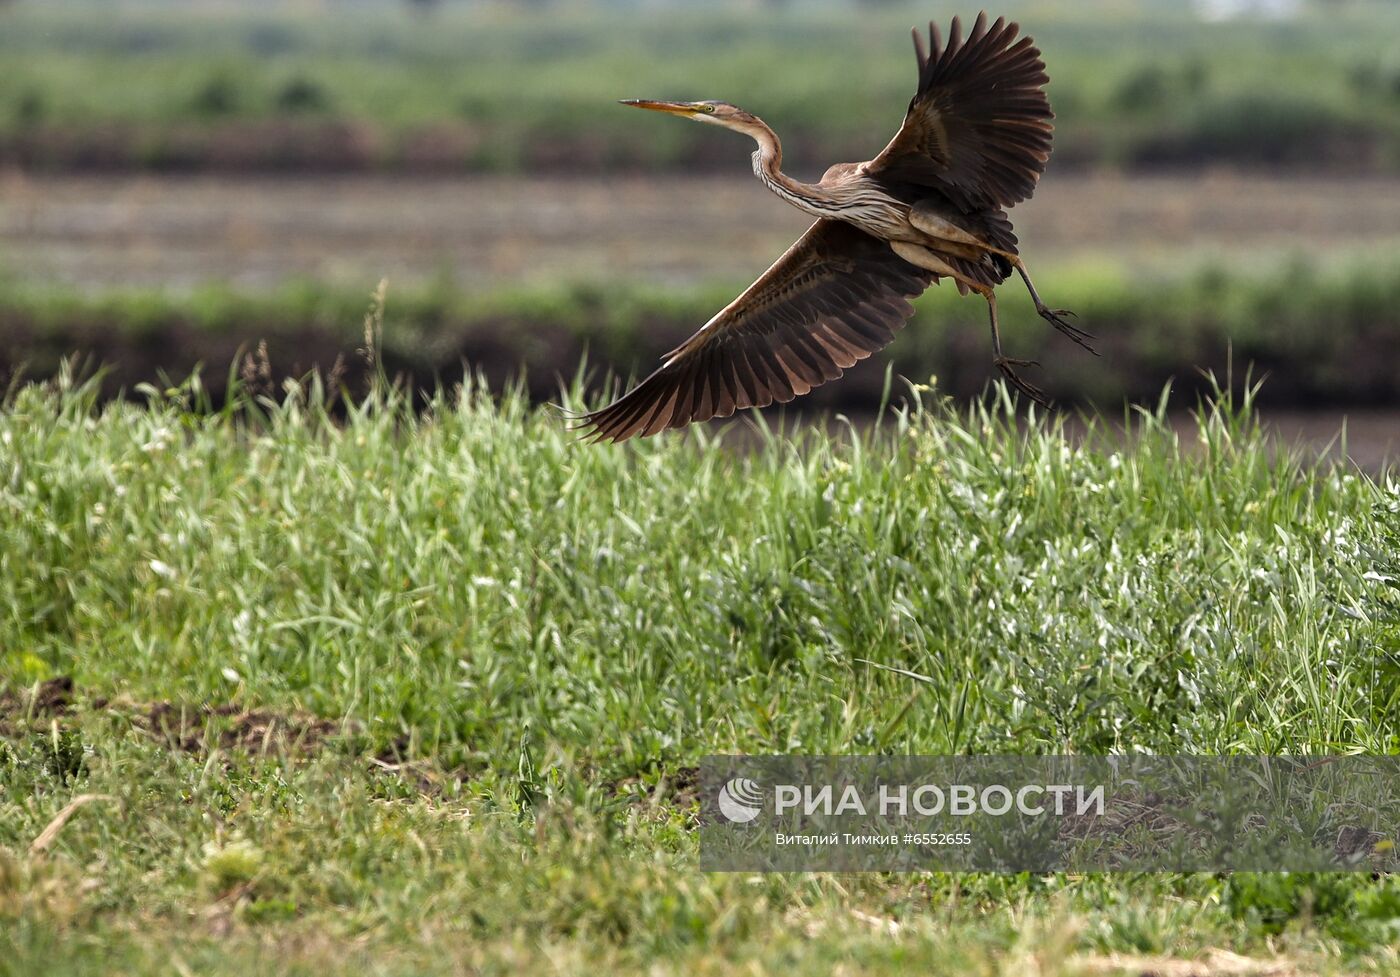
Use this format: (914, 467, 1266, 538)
(619, 99, 761, 132)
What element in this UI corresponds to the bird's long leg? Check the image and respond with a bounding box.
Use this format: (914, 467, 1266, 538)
(891, 241, 1049, 408)
(1010, 257, 1095, 354)
(983, 289, 1050, 409)
(906, 207, 1094, 355)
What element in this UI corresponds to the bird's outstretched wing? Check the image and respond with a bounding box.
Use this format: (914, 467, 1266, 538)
(576, 220, 934, 442)
(866, 12, 1053, 211)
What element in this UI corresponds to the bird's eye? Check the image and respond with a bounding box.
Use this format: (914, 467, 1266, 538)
(701, 104, 716, 114)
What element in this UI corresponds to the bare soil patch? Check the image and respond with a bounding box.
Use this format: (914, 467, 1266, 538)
(138, 701, 345, 755)
(6, 172, 1400, 292)
(607, 764, 700, 810)
(0, 675, 75, 736)
(1, 676, 346, 759)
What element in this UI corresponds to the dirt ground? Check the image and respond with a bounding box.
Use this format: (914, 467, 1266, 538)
(4, 170, 1400, 291)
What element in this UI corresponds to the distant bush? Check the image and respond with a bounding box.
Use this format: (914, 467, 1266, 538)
(1112, 61, 1210, 113)
(191, 74, 241, 117)
(1113, 66, 1174, 112)
(1132, 92, 1376, 167)
(275, 75, 331, 114)
(12, 90, 43, 127)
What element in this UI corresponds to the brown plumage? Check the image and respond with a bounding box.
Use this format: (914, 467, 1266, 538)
(578, 221, 936, 442)
(869, 13, 1054, 211)
(578, 11, 1090, 443)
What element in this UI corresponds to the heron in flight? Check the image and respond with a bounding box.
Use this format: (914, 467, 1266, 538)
(578, 12, 1090, 442)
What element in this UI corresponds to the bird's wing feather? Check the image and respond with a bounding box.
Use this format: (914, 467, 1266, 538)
(577, 220, 934, 442)
(866, 13, 1053, 211)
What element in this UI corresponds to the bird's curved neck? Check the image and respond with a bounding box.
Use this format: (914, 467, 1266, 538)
(743, 119, 828, 215)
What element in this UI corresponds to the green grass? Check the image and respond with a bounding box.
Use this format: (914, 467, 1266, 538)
(2, 365, 1400, 974)
(4, 1, 1400, 172)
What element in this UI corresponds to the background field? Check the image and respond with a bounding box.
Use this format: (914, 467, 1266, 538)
(5, 170, 1400, 462)
(2, 1, 1400, 422)
(4, 1, 1400, 174)
(4, 1, 1400, 974)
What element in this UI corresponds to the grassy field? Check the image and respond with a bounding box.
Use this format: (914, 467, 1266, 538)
(2, 366, 1400, 974)
(4, 1, 1400, 172)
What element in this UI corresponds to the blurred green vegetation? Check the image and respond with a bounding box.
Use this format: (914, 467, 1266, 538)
(2, 258, 1398, 408)
(3, 2, 1400, 171)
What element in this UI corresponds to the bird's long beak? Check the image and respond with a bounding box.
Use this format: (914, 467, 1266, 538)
(619, 99, 703, 117)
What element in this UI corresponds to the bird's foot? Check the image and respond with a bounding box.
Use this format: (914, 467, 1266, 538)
(993, 356, 1052, 409)
(1038, 306, 1097, 354)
